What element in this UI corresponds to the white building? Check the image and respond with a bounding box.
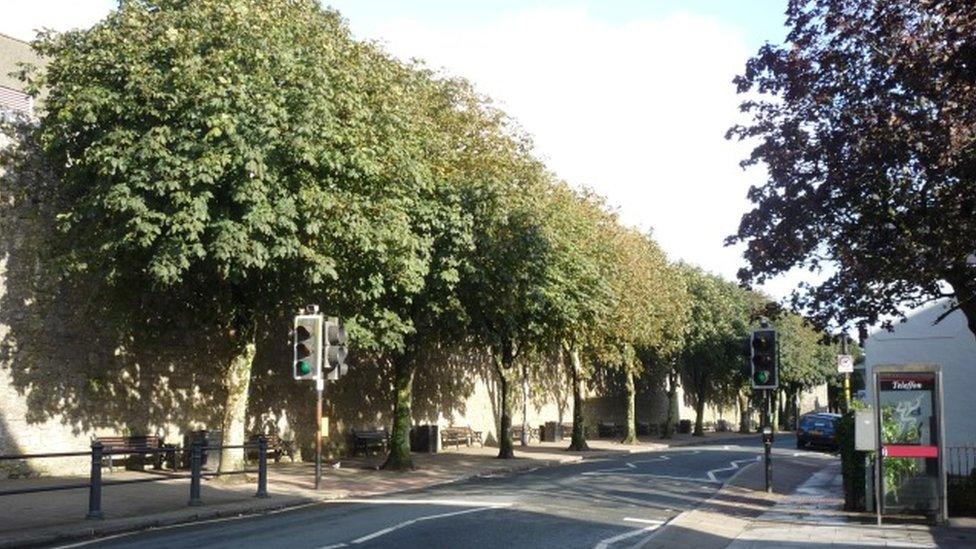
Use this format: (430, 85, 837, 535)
(864, 302, 976, 456)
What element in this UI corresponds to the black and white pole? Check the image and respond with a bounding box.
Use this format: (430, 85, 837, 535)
(315, 375, 324, 490)
(762, 390, 773, 493)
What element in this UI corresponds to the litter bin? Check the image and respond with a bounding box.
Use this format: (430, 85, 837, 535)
(184, 430, 223, 471)
(542, 421, 562, 442)
(410, 424, 439, 453)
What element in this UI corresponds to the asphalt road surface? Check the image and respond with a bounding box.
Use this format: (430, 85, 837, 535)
(65, 438, 833, 549)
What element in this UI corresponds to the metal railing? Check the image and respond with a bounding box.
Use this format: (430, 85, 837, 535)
(947, 445, 976, 478)
(0, 437, 270, 519)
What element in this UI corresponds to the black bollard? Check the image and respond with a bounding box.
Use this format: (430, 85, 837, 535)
(87, 441, 104, 519)
(256, 437, 269, 498)
(188, 441, 203, 506)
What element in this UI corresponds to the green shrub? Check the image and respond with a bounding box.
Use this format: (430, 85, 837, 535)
(837, 411, 867, 511)
(948, 471, 976, 517)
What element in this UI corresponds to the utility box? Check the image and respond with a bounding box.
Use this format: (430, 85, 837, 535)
(855, 409, 876, 451)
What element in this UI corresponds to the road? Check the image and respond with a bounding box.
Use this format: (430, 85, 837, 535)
(67, 438, 834, 549)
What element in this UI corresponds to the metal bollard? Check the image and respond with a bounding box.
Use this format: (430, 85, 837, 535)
(87, 441, 104, 519)
(256, 437, 269, 498)
(188, 441, 203, 506)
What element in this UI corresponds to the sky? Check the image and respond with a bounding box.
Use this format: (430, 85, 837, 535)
(0, 0, 805, 301)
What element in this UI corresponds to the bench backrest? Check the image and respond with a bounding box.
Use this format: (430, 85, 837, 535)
(352, 429, 388, 439)
(95, 435, 161, 449)
(248, 433, 282, 445)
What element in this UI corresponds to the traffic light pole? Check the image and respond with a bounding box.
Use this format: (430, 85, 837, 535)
(315, 377, 324, 490)
(763, 389, 772, 493)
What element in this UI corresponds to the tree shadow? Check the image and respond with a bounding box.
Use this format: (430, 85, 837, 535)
(1, 124, 234, 461)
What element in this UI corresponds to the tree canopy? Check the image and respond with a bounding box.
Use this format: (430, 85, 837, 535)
(727, 0, 976, 337)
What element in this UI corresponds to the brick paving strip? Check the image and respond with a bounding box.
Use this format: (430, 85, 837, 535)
(0, 433, 752, 548)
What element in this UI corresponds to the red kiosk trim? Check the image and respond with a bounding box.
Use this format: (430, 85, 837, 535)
(882, 445, 938, 458)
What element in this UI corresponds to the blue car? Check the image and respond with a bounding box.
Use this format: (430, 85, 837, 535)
(796, 412, 841, 450)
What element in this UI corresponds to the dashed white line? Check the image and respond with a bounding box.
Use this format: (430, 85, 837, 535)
(594, 519, 664, 549)
(336, 498, 505, 507)
(623, 517, 663, 524)
(348, 506, 498, 544)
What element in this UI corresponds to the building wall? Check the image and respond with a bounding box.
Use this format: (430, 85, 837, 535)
(864, 302, 976, 449)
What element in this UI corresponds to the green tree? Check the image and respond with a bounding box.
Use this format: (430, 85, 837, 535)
(727, 0, 976, 338)
(597, 228, 688, 444)
(458, 144, 554, 459)
(381, 76, 522, 470)
(533, 186, 618, 451)
(775, 312, 835, 429)
(26, 0, 438, 471)
(678, 267, 750, 437)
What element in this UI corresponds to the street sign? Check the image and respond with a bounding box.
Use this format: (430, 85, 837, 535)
(837, 354, 854, 374)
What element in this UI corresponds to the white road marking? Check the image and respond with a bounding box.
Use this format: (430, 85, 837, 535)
(623, 517, 663, 524)
(706, 456, 761, 482)
(336, 498, 507, 507)
(580, 469, 721, 484)
(594, 519, 664, 549)
(625, 462, 636, 469)
(348, 506, 498, 544)
(318, 544, 347, 549)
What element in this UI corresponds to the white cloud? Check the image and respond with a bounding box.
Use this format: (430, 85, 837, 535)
(0, 0, 114, 41)
(367, 7, 788, 291)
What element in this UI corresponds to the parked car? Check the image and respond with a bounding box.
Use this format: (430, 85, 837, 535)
(796, 412, 841, 450)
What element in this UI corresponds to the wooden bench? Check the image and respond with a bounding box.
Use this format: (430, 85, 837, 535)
(440, 426, 483, 449)
(94, 434, 176, 472)
(597, 422, 622, 438)
(351, 428, 389, 456)
(510, 425, 540, 443)
(246, 433, 296, 463)
(559, 422, 579, 440)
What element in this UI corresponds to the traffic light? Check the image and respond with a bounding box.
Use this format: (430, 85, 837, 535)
(323, 317, 348, 381)
(750, 328, 778, 390)
(293, 314, 323, 380)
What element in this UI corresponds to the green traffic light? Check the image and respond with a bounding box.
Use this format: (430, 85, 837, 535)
(755, 371, 769, 384)
(298, 361, 311, 376)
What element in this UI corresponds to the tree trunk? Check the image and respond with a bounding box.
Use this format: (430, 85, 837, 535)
(693, 389, 706, 437)
(567, 345, 588, 451)
(219, 327, 257, 473)
(737, 390, 750, 433)
(944, 269, 976, 338)
(621, 369, 638, 444)
(383, 354, 415, 470)
(662, 367, 677, 439)
(520, 362, 529, 447)
(495, 340, 515, 459)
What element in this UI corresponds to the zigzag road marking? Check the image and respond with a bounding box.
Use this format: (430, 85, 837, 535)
(706, 456, 761, 482)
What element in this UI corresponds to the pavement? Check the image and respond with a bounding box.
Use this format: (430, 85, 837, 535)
(641, 448, 976, 549)
(0, 431, 753, 548)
